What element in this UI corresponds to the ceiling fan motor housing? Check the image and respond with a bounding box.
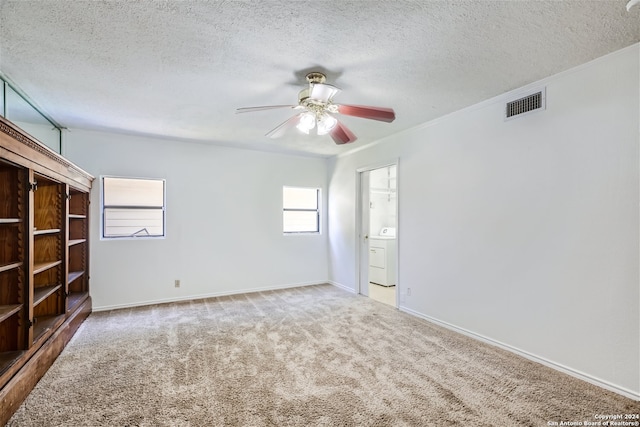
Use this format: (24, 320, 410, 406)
(305, 72, 327, 84)
(298, 88, 310, 103)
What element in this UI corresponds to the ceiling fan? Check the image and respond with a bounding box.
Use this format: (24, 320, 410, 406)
(236, 72, 395, 145)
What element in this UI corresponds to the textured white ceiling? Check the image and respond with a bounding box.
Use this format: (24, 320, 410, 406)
(0, 1, 638, 157)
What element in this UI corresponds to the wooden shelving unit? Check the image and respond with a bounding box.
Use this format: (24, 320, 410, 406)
(33, 260, 62, 275)
(0, 262, 23, 274)
(32, 314, 66, 344)
(0, 305, 22, 323)
(33, 228, 62, 236)
(67, 187, 89, 313)
(0, 159, 26, 381)
(33, 284, 62, 307)
(67, 271, 84, 283)
(31, 174, 65, 347)
(0, 115, 93, 424)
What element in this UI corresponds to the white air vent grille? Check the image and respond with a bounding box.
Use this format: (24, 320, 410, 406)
(505, 89, 545, 119)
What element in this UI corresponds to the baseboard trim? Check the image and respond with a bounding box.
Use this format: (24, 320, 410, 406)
(93, 280, 329, 312)
(399, 306, 640, 402)
(328, 280, 357, 294)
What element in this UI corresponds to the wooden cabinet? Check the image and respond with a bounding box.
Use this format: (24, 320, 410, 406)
(31, 174, 65, 345)
(0, 116, 93, 425)
(0, 160, 27, 377)
(67, 187, 89, 313)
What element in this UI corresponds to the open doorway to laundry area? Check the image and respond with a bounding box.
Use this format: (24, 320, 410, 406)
(357, 163, 398, 308)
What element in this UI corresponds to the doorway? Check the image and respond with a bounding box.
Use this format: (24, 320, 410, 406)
(357, 163, 398, 308)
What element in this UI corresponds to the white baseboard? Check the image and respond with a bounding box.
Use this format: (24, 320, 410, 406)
(328, 280, 357, 294)
(399, 306, 640, 402)
(93, 280, 328, 312)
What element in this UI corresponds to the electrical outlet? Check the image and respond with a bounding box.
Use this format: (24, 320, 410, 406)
(175, 280, 180, 288)
(406, 287, 411, 296)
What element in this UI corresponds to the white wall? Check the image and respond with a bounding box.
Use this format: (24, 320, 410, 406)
(64, 130, 329, 310)
(328, 44, 640, 398)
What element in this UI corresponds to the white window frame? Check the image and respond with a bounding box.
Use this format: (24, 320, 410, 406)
(101, 175, 166, 240)
(283, 186, 321, 235)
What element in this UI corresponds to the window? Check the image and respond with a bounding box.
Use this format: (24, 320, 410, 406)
(283, 186, 320, 234)
(102, 176, 165, 238)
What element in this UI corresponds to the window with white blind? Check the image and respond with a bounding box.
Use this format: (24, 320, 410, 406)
(101, 176, 165, 239)
(283, 186, 320, 234)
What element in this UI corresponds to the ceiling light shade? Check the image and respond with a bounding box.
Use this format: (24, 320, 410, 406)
(296, 112, 316, 134)
(310, 83, 340, 102)
(316, 113, 338, 135)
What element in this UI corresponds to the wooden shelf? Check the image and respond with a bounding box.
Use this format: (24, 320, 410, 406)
(1, 113, 93, 425)
(33, 228, 61, 236)
(0, 351, 25, 376)
(33, 260, 62, 275)
(67, 292, 89, 312)
(33, 314, 65, 344)
(33, 285, 62, 307)
(68, 239, 86, 247)
(0, 305, 21, 323)
(0, 262, 22, 274)
(68, 271, 84, 284)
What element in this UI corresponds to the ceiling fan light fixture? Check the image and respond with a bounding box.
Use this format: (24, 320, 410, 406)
(238, 71, 395, 145)
(296, 112, 316, 134)
(310, 83, 340, 102)
(316, 113, 337, 135)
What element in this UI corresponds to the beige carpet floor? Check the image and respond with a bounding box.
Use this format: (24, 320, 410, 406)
(8, 284, 638, 426)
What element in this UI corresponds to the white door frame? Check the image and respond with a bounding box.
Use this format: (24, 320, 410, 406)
(358, 170, 371, 297)
(355, 160, 399, 307)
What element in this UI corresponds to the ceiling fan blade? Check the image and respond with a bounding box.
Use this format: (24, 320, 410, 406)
(265, 113, 302, 139)
(236, 105, 298, 114)
(330, 120, 357, 145)
(310, 83, 340, 102)
(336, 104, 396, 123)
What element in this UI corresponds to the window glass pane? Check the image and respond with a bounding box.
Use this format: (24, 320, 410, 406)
(103, 177, 164, 207)
(283, 211, 318, 233)
(102, 176, 166, 239)
(5, 85, 60, 153)
(283, 187, 317, 209)
(104, 208, 164, 237)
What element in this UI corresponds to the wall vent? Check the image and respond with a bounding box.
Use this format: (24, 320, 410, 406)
(505, 88, 545, 120)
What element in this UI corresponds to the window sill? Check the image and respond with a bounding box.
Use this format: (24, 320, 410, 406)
(283, 232, 321, 236)
(101, 236, 166, 241)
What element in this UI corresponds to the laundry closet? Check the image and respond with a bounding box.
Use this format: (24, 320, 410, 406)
(368, 165, 397, 291)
